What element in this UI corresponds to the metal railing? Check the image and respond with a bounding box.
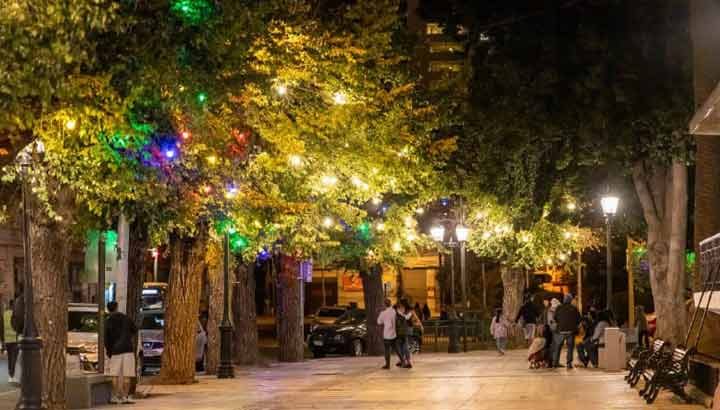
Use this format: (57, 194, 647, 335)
(420, 318, 492, 353)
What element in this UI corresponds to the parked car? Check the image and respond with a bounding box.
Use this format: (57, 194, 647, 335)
(138, 309, 207, 375)
(308, 309, 367, 358)
(67, 303, 100, 371)
(309, 306, 348, 333)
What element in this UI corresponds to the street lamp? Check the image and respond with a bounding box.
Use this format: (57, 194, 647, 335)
(16, 142, 43, 410)
(601, 194, 619, 311)
(217, 231, 234, 378)
(430, 226, 445, 242)
(455, 225, 470, 308)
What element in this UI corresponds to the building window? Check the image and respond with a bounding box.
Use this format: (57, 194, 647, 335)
(429, 42, 463, 54)
(429, 61, 462, 73)
(426, 23, 444, 35)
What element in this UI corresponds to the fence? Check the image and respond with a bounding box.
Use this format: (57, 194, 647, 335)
(421, 318, 492, 353)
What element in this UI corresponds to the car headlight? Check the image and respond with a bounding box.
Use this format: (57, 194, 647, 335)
(333, 334, 344, 342)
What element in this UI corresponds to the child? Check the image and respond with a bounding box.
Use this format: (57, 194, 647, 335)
(528, 325, 547, 368)
(490, 308, 509, 355)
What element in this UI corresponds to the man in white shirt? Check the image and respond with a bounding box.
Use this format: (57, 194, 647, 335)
(377, 298, 399, 369)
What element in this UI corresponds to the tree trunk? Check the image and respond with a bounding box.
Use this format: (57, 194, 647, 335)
(500, 264, 524, 323)
(277, 254, 303, 362)
(31, 212, 71, 410)
(360, 264, 384, 356)
(233, 259, 258, 365)
(633, 160, 689, 346)
(204, 242, 223, 375)
(126, 218, 147, 395)
(395, 264, 404, 302)
(159, 231, 207, 383)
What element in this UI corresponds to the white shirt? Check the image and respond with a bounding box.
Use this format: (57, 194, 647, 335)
(377, 307, 397, 339)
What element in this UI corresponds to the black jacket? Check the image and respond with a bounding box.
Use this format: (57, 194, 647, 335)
(554, 303, 581, 333)
(105, 312, 137, 357)
(11, 295, 24, 335)
(516, 302, 538, 324)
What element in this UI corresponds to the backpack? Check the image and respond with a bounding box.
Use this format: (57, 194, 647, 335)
(396, 312, 411, 337)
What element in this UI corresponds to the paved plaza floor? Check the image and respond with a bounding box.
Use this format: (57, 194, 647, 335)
(93, 350, 704, 410)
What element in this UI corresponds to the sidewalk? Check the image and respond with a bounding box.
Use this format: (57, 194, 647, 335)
(89, 350, 703, 410)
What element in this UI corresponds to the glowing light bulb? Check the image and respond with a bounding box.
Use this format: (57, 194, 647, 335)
(404, 216, 414, 227)
(321, 175, 338, 186)
(197, 92, 208, 103)
(375, 222, 385, 231)
(289, 155, 303, 167)
(332, 91, 347, 105)
(165, 149, 176, 159)
(563, 231, 572, 239)
(546, 258, 553, 265)
(181, 131, 191, 140)
(65, 119, 77, 130)
(521, 233, 531, 243)
(202, 185, 212, 194)
(206, 155, 217, 165)
(475, 211, 486, 220)
(276, 84, 287, 96)
(406, 232, 416, 241)
(415, 208, 425, 215)
(372, 198, 382, 206)
(559, 254, 567, 261)
(322, 217, 334, 228)
(567, 202, 577, 211)
(393, 242, 402, 252)
(482, 231, 491, 239)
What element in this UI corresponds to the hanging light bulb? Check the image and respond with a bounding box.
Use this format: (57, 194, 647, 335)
(332, 91, 347, 105)
(289, 154, 303, 167)
(276, 83, 288, 96)
(321, 175, 338, 186)
(202, 185, 212, 194)
(65, 119, 77, 130)
(206, 155, 217, 165)
(406, 232, 416, 242)
(566, 202, 577, 211)
(563, 231, 572, 239)
(181, 131, 191, 140)
(165, 149, 176, 159)
(482, 231, 492, 239)
(393, 242, 402, 252)
(375, 222, 385, 231)
(372, 197, 382, 206)
(546, 258, 553, 265)
(322, 217, 334, 228)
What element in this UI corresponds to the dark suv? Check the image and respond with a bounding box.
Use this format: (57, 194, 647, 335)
(308, 309, 366, 358)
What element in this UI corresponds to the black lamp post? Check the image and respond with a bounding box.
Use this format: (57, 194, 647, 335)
(217, 231, 234, 378)
(16, 147, 43, 410)
(601, 194, 619, 311)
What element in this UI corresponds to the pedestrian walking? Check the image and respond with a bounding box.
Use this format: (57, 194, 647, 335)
(4, 298, 20, 384)
(490, 308, 509, 355)
(105, 301, 137, 404)
(396, 299, 415, 368)
(553, 294, 582, 369)
(377, 298, 402, 369)
(422, 303, 431, 321)
(515, 298, 538, 346)
(635, 306, 649, 349)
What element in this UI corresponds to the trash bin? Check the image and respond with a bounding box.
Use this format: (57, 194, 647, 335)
(599, 327, 626, 371)
(448, 320, 461, 353)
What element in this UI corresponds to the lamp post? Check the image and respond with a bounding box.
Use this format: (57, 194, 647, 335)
(16, 145, 42, 410)
(431, 225, 456, 306)
(217, 231, 234, 378)
(601, 195, 619, 311)
(455, 225, 470, 308)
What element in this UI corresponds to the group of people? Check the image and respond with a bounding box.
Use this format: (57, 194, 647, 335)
(490, 293, 633, 369)
(376, 298, 423, 369)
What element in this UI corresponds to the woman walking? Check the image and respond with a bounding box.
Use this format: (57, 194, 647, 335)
(490, 308, 509, 355)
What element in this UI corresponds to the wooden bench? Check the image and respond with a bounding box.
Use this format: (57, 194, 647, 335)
(625, 339, 666, 387)
(639, 347, 693, 404)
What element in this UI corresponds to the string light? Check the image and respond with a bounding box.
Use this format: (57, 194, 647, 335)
(406, 232, 416, 241)
(567, 202, 577, 211)
(559, 253, 567, 261)
(416, 208, 425, 215)
(521, 233, 531, 243)
(332, 91, 347, 105)
(563, 231, 572, 239)
(181, 131, 191, 140)
(482, 231, 491, 239)
(393, 242, 402, 252)
(65, 119, 77, 130)
(321, 175, 338, 186)
(375, 222, 385, 231)
(276, 83, 288, 96)
(165, 149, 176, 159)
(404, 216, 414, 227)
(475, 211, 486, 220)
(206, 155, 217, 165)
(289, 155, 303, 167)
(322, 217, 334, 228)
(546, 258, 553, 265)
(202, 185, 212, 194)
(197, 92, 208, 103)
(372, 197, 382, 206)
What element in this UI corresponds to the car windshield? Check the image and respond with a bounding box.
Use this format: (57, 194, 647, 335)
(317, 308, 345, 318)
(68, 311, 98, 332)
(141, 314, 165, 330)
(334, 311, 365, 325)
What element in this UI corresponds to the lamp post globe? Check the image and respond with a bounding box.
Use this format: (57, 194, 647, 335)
(455, 225, 470, 242)
(430, 225, 445, 242)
